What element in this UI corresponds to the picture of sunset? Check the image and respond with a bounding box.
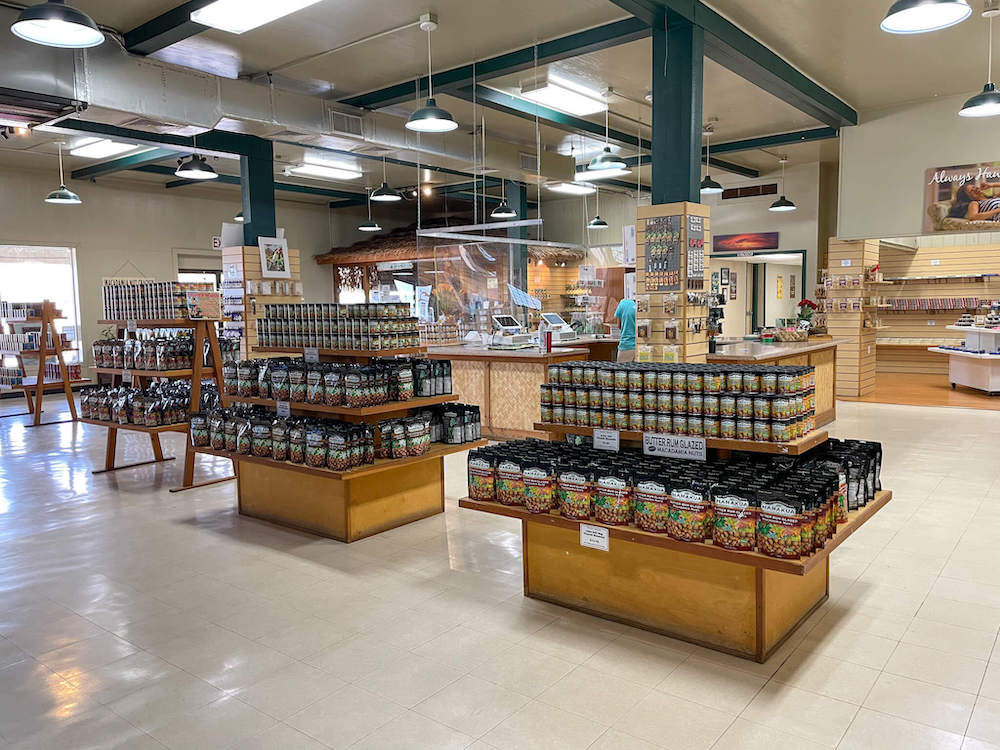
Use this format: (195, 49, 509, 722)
(713, 232, 780, 252)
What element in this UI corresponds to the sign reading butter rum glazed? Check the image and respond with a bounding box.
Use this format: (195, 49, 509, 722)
(924, 163, 1000, 233)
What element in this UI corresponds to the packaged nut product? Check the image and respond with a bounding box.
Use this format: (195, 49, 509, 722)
(712, 489, 756, 551)
(289, 421, 306, 464)
(288, 365, 307, 403)
(523, 460, 557, 514)
(305, 425, 327, 467)
(557, 466, 592, 519)
(271, 419, 289, 461)
(667, 483, 710, 542)
(224, 414, 238, 452)
(235, 417, 252, 455)
(633, 476, 670, 532)
(594, 468, 633, 525)
(237, 361, 258, 397)
(189, 413, 209, 447)
(757, 496, 803, 558)
(208, 411, 226, 450)
(323, 366, 344, 406)
(467, 451, 495, 500)
(306, 366, 325, 404)
(496, 458, 525, 506)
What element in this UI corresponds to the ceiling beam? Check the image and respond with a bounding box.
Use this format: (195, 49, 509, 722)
(135, 165, 367, 201)
(707, 126, 838, 154)
(70, 148, 183, 180)
(606, 1, 856, 128)
(124, 1, 215, 56)
(339, 17, 649, 110)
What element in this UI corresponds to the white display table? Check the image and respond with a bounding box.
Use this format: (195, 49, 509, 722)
(929, 326, 1000, 395)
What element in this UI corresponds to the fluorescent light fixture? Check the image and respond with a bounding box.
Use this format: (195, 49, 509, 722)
(575, 168, 631, 181)
(547, 182, 596, 195)
(286, 163, 363, 180)
(520, 75, 606, 116)
(190, 0, 323, 34)
(70, 138, 142, 159)
(11, 0, 104, 48)
(881, 0, 971, 33)
(0, 117, 32, 128)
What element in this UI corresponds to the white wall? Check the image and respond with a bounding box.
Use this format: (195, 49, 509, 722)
(541, 190, 640, 248)
(838, 92, 1000, 240)
(0, 164, 383, 364)
(762, 262, 801, 327)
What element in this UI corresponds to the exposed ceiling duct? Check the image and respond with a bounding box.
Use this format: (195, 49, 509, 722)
(0, 6, 574, 183)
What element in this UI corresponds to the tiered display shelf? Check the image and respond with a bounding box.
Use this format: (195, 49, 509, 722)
(251, 345, 425, 360)
(224, 393, 455, 419)
(930, 325, 1000, 395)
(1, 300, 88, 427)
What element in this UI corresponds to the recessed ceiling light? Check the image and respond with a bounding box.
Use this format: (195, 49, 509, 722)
(547, 182, 596, 195)
(520, 75, 606, 116)
(285, 163, 363, 180)
(70, 138, 143, 159)
(190, 0, 323, 34)
(11, 0, 104, 48)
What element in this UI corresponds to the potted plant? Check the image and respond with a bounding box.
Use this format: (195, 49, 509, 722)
(797, 298, 818, 331)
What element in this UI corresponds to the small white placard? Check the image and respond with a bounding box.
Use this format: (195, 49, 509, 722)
(275, 400, 291, 418)
(927, 320, 936, 326)
(930, 259, 941, 266)
(623, 225, 637, 266)
(840, 259, 852, 267)
(122, 369, 133, 385)
(212, 236, 222, 250)
(593, 429, 620, 452)
(643, 432, 708, 461)
(580, 524, 609, 552)
(304, 347, 320, 363)
(126, 319, 137, 332)
(736, 250, 754, 258)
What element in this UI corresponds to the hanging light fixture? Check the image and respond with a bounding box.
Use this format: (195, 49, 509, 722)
(175, 154, 218, 180)
(700, 124, 723, 195)
(490, 179, 517, 219)
(358, 189, 382, 232)
(881, 0, 971, 33)
(960, 2, 1000, 116)
(588, 107, 628, 171)
(11, 0, 104, 48)
(44, 142, 81, 205)
(371, 157, 402, 202)
(769, 157, 797, 212)
(406, 16, 458, 133)
(234, 210, 244, 223)
(588, 186, 608, 229)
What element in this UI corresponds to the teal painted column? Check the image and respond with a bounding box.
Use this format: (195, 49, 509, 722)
(506, 180, 528, 291)
(651, 12, 704, 205)
(240, 137, 276, 246)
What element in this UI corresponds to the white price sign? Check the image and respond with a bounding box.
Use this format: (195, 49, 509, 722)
(593, 429, 620, 452)
(580, 524, 609, 552)
(275, 400, 291, 418)
(840, 259, 852, 267)
(930, 258, 941, 266)
(643, 432, 707, 461)
(126, 319, 137, 332)
(121, 369, 133, 385)
(304, 347, 320, 363)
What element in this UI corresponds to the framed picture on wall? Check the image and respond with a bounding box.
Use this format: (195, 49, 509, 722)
(258, 237, 291, 279)
(790, 274, 796, 298)
(730, 271, 737, 300)
(720, 267, 730, 284)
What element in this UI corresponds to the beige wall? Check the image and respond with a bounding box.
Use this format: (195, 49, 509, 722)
(709, 258, 749, 338)
(0, 164, 400, 367)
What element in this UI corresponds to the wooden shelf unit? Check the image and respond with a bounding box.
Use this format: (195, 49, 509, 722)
(93, 368, 193, 379)
(251, 345, 426, 360)
(223, 393, 456, 418)
(827, 240, 879, 396)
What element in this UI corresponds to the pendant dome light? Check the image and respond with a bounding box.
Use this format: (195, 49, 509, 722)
(234, 210, 244, 223)
(175, 154, 218, 180)
(588, 107, 628, 171)
(358, 188, 382, 232)
(881, 0, 971, 33)
(960, 3, 1000, 116)
(490, 180, 517, 219)
(371, 157, 402, 202)
(405, 16, 458, 133)
(769, 156, 797, 212)
(44, 142, 81, 205)
(11, 0, 104, 48)
(700, 124, 723, 195)
(588, 186, 608, 229)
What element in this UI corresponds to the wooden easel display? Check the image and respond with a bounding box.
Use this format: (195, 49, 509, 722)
(0, 300, 87, 426)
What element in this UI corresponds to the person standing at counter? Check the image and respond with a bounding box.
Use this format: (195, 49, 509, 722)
(614, 297, 636, 362)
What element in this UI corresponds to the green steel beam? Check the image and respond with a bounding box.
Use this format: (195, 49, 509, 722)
(241, 142, 276, 246)
(271, 139, 476, 180)
(70, 148, 183, 180)
(708, 127, 838, 155)
(577, 153, 758, 179)
(340, 18, 649, 110)
(137, 165, 366, 201)
(124, 1, 214, 55)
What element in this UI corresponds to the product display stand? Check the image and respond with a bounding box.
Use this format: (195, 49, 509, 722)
(826, 240, 879, 397)
(1, 300, 88, 426)
(94, 319, 234, 490)
(930, 325, 1000, 395)
(225, 344, 486, 542)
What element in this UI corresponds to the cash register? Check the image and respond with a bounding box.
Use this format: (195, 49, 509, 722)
(539, 312, 579, 342)
(489, 315, 533, 349)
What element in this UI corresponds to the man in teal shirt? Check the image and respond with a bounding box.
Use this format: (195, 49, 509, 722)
(614, 298, 636, 362)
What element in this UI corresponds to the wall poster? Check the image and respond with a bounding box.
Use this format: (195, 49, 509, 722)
(713, 232, 779, 252)
(730, 271, 738, 300)
(924, 163, 1000, 233)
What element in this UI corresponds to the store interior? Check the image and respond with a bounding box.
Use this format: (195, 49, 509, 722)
(2, 1, 1000, 749)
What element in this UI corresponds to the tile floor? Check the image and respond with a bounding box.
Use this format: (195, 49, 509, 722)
(0, 396, 998, 749)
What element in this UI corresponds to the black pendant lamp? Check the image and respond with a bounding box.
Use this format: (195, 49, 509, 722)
(175, 154, 218, 180)
(371, 157, 402, 202)
(11, 0, 104, 48)
(490, 180, 517, 219)
(769, 157, 797, 212)
(960, 4, 1000, 116)
(881, 0, 971, 33)
(406, 17, 458, 133)
(588, 187, 608, 229)
(358, 189, 382, 232)
(588, 108, 627, 171)
(234, 210, 244, 223)
(44, 142, 81, 205)
(700, 124, 723, 195)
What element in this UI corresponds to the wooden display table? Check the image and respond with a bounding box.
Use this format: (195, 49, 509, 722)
(707, 339, 841, 427)
(80, 418, 187, 474)
(425, 345, 588, 440)
(461, 490, 891, 662)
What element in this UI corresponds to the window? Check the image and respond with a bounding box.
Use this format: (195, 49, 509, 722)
(0, 245, 81, 366)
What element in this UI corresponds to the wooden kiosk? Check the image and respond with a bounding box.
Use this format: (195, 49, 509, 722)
(461, 203, 893, 661)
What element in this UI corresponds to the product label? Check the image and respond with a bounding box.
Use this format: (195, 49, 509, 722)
(304, 347, 320, 363)
(593, 428, 620, 452)
(580, 523, 609, 551)
(840, 259, 852, 267)
(126, 319, 137, 332)
(643, 432, 707, 461)
(122, 369, 133, 384)
(275, 400, 291, 418)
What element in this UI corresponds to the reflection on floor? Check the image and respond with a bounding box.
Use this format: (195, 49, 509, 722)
(842, 372, 1000, 410)
(0, 395, 999, 749)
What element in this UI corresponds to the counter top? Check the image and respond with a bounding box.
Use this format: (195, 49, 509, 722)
(572, 335, 620, 345)
(425, 345, 589, 363)
(707, 338, 844, 362)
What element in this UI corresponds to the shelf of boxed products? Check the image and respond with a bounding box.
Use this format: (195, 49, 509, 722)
(93, 368, 194, 378)
(222, 393, 457, 417)
(532, 422, 829, 456)
(194, 439, 488, 481)
(927, 347, 1000, 359)
(460, 490, 891, 576)
(78, 418, 188, 435)
(98, 319, 199, 328)
(251, 345, 426, 359)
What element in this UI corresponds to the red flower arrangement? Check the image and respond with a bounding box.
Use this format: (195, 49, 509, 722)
(797, 298, 818, 310)
(797, 298, 817, 322)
